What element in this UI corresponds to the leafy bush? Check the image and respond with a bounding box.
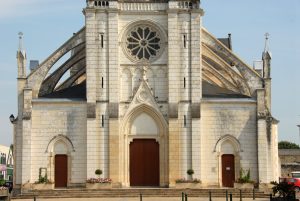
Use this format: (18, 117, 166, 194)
(272, 181, 296, 199)
(187, 169, 194, 176)
(95, 169, 102, 176)
(0, 179, 5, 186)
(236, 168, 252, 183)
(278, 141, 300, 149)
(35, 175, 50, 184)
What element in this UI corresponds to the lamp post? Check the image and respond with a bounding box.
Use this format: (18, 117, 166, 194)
(9, 114, 15, 123)
(9, 114, 16, 188)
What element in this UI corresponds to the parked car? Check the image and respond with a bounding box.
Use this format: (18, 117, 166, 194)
(280, 175, 300, 192)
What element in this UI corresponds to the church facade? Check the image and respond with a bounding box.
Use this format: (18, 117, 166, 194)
(14, 0, 279, 190)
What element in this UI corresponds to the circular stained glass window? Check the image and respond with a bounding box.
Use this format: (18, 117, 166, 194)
(126, 26, 162, 62)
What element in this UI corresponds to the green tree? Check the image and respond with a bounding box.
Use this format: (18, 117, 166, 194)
(278, 141, 300, 149)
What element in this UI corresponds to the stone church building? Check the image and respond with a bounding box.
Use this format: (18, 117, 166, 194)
(14, 0, 279, 190)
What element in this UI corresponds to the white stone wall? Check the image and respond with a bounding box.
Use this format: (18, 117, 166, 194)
(30, 100, 87, 184)
(201, 99, 258, 185)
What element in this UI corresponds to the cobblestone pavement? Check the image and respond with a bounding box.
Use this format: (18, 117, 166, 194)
(11, 197, 270, 201)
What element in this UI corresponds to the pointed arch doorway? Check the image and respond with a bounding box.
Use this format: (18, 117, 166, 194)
(121, 104, 168, 187)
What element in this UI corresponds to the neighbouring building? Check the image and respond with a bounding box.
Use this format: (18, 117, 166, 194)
(13, 0, 279, 191)
(279, 149, 300, 177)
(0, 145, 13, 181)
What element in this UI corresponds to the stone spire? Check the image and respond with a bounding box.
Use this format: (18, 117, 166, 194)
(17, 32, 27, 78)
(262, 33, 271, 79)
(262, 33, 272, 112)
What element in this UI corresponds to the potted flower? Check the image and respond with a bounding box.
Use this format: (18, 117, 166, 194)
(86, 169, 112, 189)
(0, 185, 8, 197)
(174, 169, 201, 189)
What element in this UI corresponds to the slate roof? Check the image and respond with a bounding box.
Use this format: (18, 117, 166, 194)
(41, 80, 249, 99)
(202, 81, 250, 98)
(40, 81, 86, 99)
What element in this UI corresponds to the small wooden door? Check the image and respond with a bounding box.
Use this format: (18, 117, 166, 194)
(55, 154, 68, 188)
(130, 139, 159, 186)
(222, 154, 235, 187)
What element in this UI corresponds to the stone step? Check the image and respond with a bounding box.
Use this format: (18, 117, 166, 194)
(13, 188, 270, 199)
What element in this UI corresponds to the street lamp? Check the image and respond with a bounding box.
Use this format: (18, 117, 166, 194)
(9, 114, 15, 123)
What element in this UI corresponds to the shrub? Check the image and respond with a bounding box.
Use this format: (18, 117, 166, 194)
(187, 169, 194, 176)
(272, 181, 296, 199)
(236, 168, 252, 183)
(0, 179, 5, 186)
(95, 169, 102, 176)
(35, 176, 49, 184)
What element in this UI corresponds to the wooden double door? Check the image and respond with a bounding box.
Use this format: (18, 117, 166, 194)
(55, 154, 68, 188)
(130, 139, 159, 186)
(222, 154, 235, 187)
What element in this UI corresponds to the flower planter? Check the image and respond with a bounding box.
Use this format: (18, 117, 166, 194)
(259, 183, 275, 194)
(234, 183, 254, 189)
(86, 183, 112, 189)
(175, 183, 202, 189)
(32, 183, 54, 190)
(0, 189, 8, 196)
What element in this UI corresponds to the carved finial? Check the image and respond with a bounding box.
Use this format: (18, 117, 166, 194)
(142, 66, 148, 81)
(18, 32, 24, 51)
(264, 32, 270, 52)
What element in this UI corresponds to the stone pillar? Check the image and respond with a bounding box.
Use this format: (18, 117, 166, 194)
(168, 8, 181, 183)
(21, 88, 32, 184)
(257, 89, 269, 183)
(190, 10, 203, 180)
(85, 7, 99, 178)
(107, 7, 119, 181)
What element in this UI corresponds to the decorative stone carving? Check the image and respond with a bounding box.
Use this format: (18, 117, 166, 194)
(124, 80, 165, 121)
(121, 21, 166, 63)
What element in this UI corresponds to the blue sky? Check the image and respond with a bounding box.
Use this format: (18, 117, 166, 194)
(0, 0, 299, 146)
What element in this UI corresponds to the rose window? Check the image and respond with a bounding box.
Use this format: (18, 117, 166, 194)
(126, 26, 161, 61)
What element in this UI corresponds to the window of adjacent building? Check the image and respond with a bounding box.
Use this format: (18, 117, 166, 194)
(0, 153, 6, 165)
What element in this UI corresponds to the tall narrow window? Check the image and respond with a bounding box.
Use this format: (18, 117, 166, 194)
(183, 34, 186, 48)
(101, 77, 104, 88)
(184, 115, 187, 127)
(100, 34, 104, 48)
(184, 77, 186, 88)
(101, 115, 104, 127)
